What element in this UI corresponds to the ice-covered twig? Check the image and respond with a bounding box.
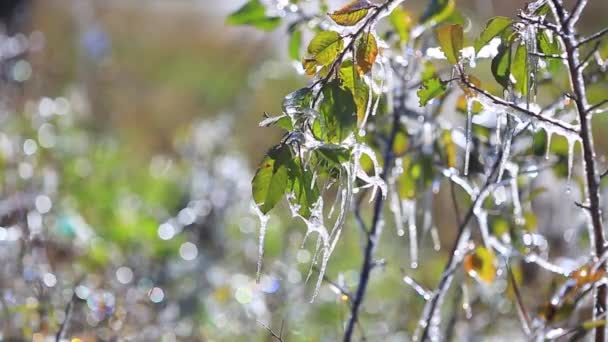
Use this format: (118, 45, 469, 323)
(417, 158, 503, 342)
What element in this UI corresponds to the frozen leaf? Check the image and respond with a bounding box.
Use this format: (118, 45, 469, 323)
(474, 16, 512, 53)
(512, 43, 528, 96)
(252, 144, 292, 214)
(289, 163, 320, 218)
(491, 42, 511, 89)
(389, 6, 412, 45)
(329, 0, 374, 26)
(339, 60, 370, 125)
(226, 0, 282, 31)
(538, 30, 561, 73)
(417, 77, 447, 106)
(307, 31, 344, 66)
(356, 33, 378, 74)
(464, 246, 497, 284)
(436, 24, 463, 64)
(289, 28, 302, 61)
(320, 80, 357, 143)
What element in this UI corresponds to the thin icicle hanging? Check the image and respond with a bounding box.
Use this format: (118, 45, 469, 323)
(252, 201, 270, 282)
(402, 199, 418, 268)
(464, 98, 473, 176)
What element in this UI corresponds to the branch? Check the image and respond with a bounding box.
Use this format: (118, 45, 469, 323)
(577, 28, 608, 48)
(310, 0, 404, 107)
(550, 1, 607, 340)
(460, 78, 580, 135)
(343, 81, 401, 342)
(418, 157, 503, 342)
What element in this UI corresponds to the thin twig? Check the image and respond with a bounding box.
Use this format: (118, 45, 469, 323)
(460, 78, 579, 135)
(506, 262, 532, 335)
(257, 320, 286, 342)
(577, 27, 608, 48)
(418, 157, 503, 341)
(343, 80, 401, 342)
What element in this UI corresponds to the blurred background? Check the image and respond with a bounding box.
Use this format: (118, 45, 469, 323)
(0, 0, 606, 341)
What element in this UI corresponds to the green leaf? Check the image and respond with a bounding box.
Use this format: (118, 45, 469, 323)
(288, 162, 320, 218)
(538, 30, 561, 73)
(316, 146, 351, 167)
(356, 33, 378, 74)
(226, 0, 282, 31)
(252, 144, 292, 214)
(307, 31, 344, 65)
(436, 24, 463, 64)
(389, 6, 412, 45)
(420, 0, 455, 26)
(417, 77, 447, 106)
(491, 42, 511, 89)
(474, 16, 512, 53)
(421, 61, 437, 81)
(320, 80, 357, 143)
(282, 88, 312, 118)
(512, 43, 528, 96)
(340, 60, 370, 126)
(289, 29, 302, 61)
(329, 0, 374, 26)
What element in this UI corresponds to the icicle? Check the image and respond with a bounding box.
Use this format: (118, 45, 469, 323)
(497, 116, 516, 182)
(545, 130, 553, 160)
(403, 199, 418, 268)
(252, 202, 270, 282)
(508, 165, 525, 226)
(462, 283, 472, 319)
(390, 188, 405, 236)
(430, 226, 441, 251)
(403, 275, 432, 300)
(566, 137, 576, 192)
(464, 98, 473, 176)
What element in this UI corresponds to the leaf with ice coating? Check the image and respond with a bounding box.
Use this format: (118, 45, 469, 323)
(288, 162, 320, 218)
(512, 43, 528, 96)
(320, 80, 357, 143)
(339, 60, 370, 126)
(252, 144, 292, 214)
(491, 42, 511, 89)
(538, 30, 561, 73)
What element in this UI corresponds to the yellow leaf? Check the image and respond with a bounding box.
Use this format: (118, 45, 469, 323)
(436, 24, 463, 64)
(464, 246, 497, 284)
(356, 33, 378, 74)
(329, 0, 374, 26)
(302, 58, 317, 75)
